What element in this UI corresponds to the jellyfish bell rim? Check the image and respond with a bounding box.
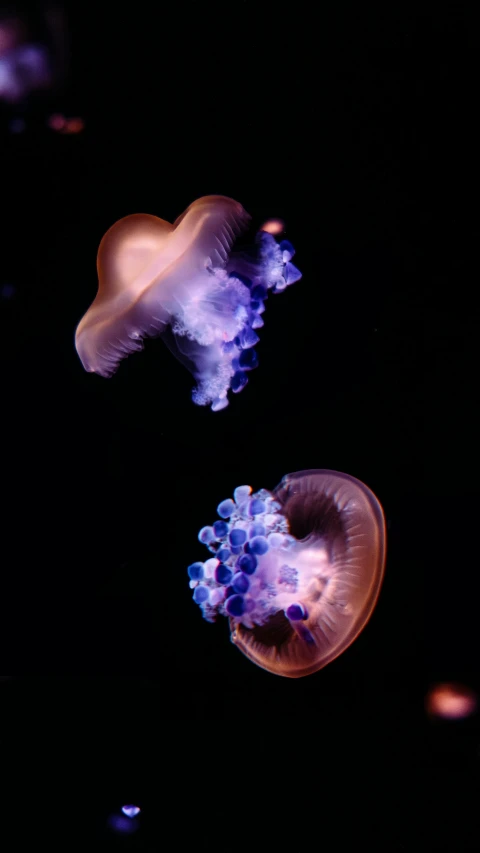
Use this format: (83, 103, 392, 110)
(229, 469, 387, 678)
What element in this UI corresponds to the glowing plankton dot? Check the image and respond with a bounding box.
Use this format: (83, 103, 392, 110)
(426, 683, 477, 720)
(260, 218, 285, 235)
(121, 805, 141, 818)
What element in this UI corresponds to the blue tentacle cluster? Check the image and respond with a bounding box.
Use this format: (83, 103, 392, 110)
(176, 231, 301, 412)
(188, 483, 306, 629)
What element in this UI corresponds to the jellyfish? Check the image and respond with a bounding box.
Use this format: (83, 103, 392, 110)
(188, 469, 386, 678)
(75, 196, 301, 411)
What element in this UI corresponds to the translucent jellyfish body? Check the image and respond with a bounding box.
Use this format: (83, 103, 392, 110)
(188, 470, 386, 678)
(75, 196, 301, 411)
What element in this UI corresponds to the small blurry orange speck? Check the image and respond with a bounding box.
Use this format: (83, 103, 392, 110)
(260, 218, 285, 235)
(63, 117, 85, 134)
(426, 682, 477, 720)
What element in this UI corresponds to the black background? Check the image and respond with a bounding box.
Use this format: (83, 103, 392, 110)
(0, 4, 475, 850)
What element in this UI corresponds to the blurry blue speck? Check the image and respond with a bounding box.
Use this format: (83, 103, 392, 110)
(122, 804, 141, 818)
(9, 119, 26, 134)
(0, 283, 15, 299)
(108, 814, 138, 833)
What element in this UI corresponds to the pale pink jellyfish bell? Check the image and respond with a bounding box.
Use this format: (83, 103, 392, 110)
(189, 469, 386, 678)
(75, 195, 301, 410)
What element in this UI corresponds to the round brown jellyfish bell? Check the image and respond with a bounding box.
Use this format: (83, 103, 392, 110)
(75, 195, 301, 411)
(188, 469, 386, 678)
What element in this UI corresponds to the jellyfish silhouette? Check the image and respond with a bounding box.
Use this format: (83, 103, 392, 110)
(75, 196, 301, 411)
(188, 469, 386, 677)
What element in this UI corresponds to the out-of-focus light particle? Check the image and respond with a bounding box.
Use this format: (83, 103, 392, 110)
(108, 814, 138, 834)
(260, 218, 285, 235)
(0, 282, 15, 299)
(48, 113, 66, 130)
(426, 682, 477, 720)
(122, 804, 141, 818)
(63, 117, 84, 134)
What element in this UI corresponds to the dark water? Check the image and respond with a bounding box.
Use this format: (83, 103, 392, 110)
(0, 5, 475, 851)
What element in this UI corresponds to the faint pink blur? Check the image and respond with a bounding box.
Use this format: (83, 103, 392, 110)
(426, 682, 477, 720)
(260, 218, 285, 235)
(48, 113, 66, 130)
(48, 114, 84, 133)
(63, 117, 84, 134)
(0, 17, 25, 56)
